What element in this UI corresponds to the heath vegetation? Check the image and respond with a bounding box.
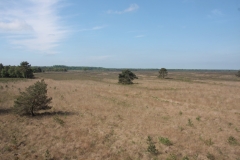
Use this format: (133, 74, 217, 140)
(0, 70, 239, 159)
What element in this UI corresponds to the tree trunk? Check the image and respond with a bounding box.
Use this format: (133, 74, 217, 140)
(31, 106, 35, 116)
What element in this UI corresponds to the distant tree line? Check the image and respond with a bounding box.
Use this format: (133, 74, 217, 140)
(31, 66, 106, 72)
(32, 65, 68, 73)
(0, 61, 34, 78)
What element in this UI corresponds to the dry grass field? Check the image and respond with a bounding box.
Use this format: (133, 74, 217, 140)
(0, 70, 240, 160)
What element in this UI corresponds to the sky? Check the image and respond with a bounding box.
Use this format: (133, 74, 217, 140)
(0, 0, 240, 69)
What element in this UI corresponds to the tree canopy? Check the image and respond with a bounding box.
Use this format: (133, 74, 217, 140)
(159, 68, 168, 78)
(118, 69, 138, 84)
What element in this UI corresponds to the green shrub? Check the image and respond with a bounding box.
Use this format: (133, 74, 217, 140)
(147, 136, 158, 155)
(228, 136, 238, 145)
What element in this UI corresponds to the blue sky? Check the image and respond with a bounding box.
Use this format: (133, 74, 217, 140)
(0, 0, 239, 69)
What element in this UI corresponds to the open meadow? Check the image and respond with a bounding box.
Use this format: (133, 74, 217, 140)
(0, 70, 240, 160)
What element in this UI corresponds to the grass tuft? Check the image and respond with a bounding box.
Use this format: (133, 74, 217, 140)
(159, 136, 173, 146)
(147, 136, 158, 155)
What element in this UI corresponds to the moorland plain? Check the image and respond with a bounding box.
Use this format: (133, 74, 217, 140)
(0, 70, 240, 159)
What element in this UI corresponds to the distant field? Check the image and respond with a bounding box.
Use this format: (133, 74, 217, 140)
(0, 70, 240, 159)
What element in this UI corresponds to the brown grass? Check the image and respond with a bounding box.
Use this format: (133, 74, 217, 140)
(0, 71, 240, 159)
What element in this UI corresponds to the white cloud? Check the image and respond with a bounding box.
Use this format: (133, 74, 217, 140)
(0, 0, 69, 53)
(107, 4, 139, 14)
(78, 25, 107, 32)
(135, 35, 145, 38)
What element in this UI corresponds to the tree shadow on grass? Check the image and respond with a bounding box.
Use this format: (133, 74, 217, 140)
(0, 107, 76, 118)
(35, 111, 76, 117)
(0, 108, 13, 115)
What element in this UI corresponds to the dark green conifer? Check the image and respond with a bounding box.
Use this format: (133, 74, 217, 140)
(158, 68, 168, 78)
(118, 69, 138, 84)
(14, 79, 52, 116)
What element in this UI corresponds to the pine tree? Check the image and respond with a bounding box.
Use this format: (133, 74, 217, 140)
(158, 68, 168, 78)
(118, 69, 138, 84)
(14, 79, 52, 116)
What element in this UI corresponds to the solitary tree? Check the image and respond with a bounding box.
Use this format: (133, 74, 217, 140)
(118, 69, 138, 84)
(158, 68, 168, 78)
(14, 79, 52, 116)
(236, 70, 240, 77)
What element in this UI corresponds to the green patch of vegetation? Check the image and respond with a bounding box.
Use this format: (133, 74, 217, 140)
(187, 119, 194, 127)
(200, 137, 214, 146)
(0, 78, 27, 83)
(204, 138, 214, 146)
(45, 149, 53, 160)
(182, 156, 189, 160)
(179, 126, 184, 131)
(207, 153, 215, 160)
(228, 136, 238, 145)
(53, 116, 65, 126)
(177, 77, 192, 82)
(147, 136, 158, 155)
(179, 111, 182, 115)
(196, 116, 201, 121)
(103, 129, 115, 144)
(162, 116, 170, 121)
(11, 135, 18, 146)
(159, 136, 173, 146)
(166, 153, 177, 160)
